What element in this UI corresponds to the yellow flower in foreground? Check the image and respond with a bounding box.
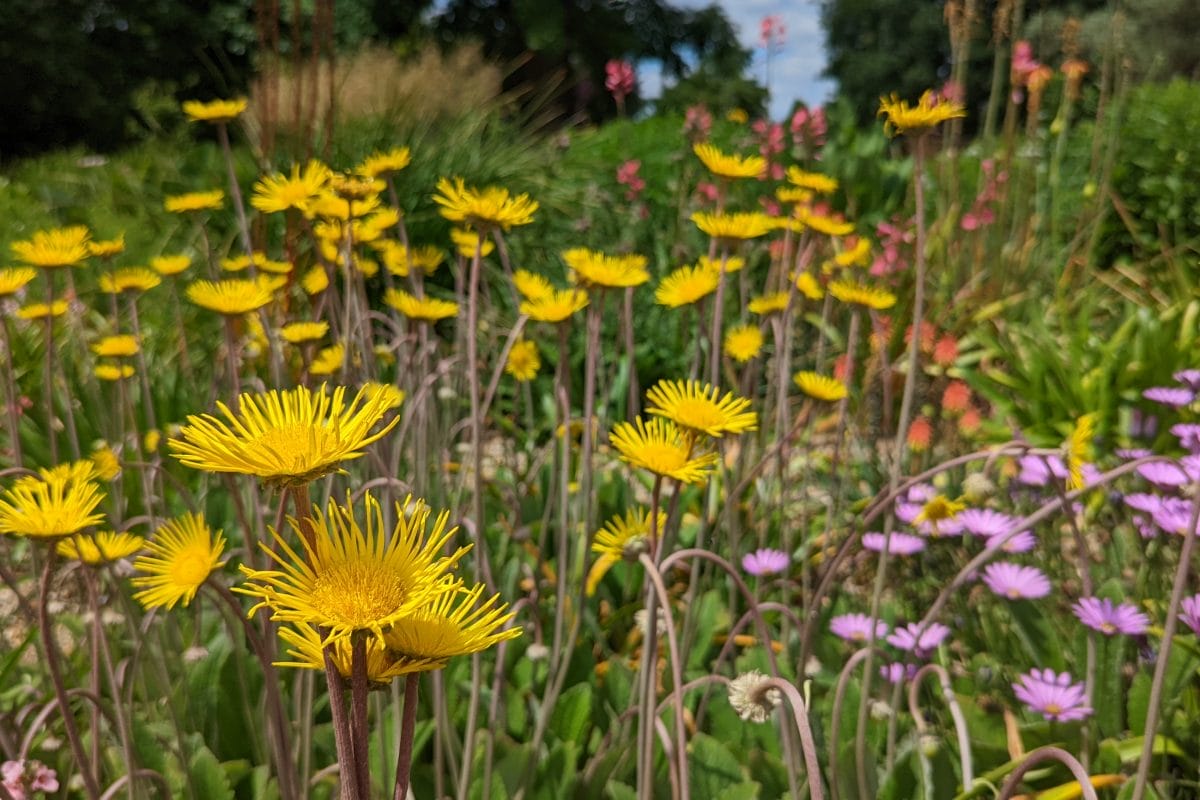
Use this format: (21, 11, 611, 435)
(149, 255, 191, 276)
(794, 371, 847, 402)
(16, 300, 69, 320)
(748, 292, 789, 315)
(165, 190, 224, 214)
(513, 269, 554, 302)
(693, 143, 766, 180)
(505, 339, 540, 382)
(91, 335, 139, 358)
(131, 513, 227, 609)
(58, 530, 144, 564)
(645, 379, 757, 438)
(182, 97, 248, 124)
(99, 267, 162, 294)
(913, 495, 966, 535)
(828, 280, 896, 310)
(0, 267, 37, 296)
(280, 321, 329, 345)
(786, 166, 838, 194)
(655, 264, 719, 308)
(169, 384, 398, 488)
(450, 227, 495, 258)
(692, 211, 773, 241)
(277, 622, 428, 685)
(562, 248, 649, 289)
(520, 289, 588, 324)
(0, 466, 105, 539)
(358, 147, 412, 178)
(725, 324, 764, 363)
(88, 235, 125, 258)
(383, 582, 521, 667)
(585, 507, 666, 595)
(95, 364, 135, 381)
(12, 226, 91, 268)
(384, 289, 459, 322)
(433, 177, 538, 231)
(186, 278, 273, 315)
(609, 417, 719, 485)
(308, 343, 345, 377)
(237, 492, 469, 645)
(878, 91, 966, 136)
(251, 160, 331, 214)
(1064, 413, 1097, 491)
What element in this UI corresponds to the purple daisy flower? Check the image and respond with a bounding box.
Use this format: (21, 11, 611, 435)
(981, 562, 1051, 599)
(1137, 461, 1191, 488)
(917, 517, 965, 538)
(894, 501, 922, 524)
(1016, 455, 1068, 487)
(1174, 369, 1200, 391)
(1152, 497, 1200, 536)
(887, 622, 950, 656)
(1143, 386, 1195, 407)
(1173, 423, 1200, 452)
(880, 663, 917, 684)
(1072, 597, 1150, 636)
(742, 548, 789, 576)
(1180, 594, 1200, 636)
(1124, 492, 1165, 514)
(862, 531, 926, 555)
(957, 508, 1015, 538)
(829, 613, 888, 644)
(1013, 669, 1093, 722)
(906, 483, 937, 503)
(988, 530, 1037, 553)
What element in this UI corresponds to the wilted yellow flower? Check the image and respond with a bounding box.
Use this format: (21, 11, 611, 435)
(91, 335, 139, 358)
(280, 321, 329, 345)
(132, 513, 227, 609)
(450, 227, 496, 258)
(358, 147, 412, 178)
(585, 507, 666, 595)
(433, 177, 538, 231)
(655, 264, 719, 308)
(0, 267, 37, 296)
(186, 278, 274, 315)
(609, 417, 719, 485)
(786, 166, 838, 194)
(384, 289, 459, 322)
(251, 160, 331, 214)
(12, 226, 91, 268)
(164, 190, 224, 214)
(828, 280, 896, 310)
(645, 379, 757, 438)
(724, 324, 764, 363)
(793, 372, 847, 402)
(309, 343, 346, 377)
(88, 235, 125, 258)
(562, 248, 650, 289)
(99, 267, 162, 294)
(691, 211, 773, 241)
(693, 143, 766, 180)
(16, 300, 69, 320)
(57, 530, 144, 564)
(505, 339, 540, 382)
(520, 288, 588, 323)
(878, 91, 966, 136)
(95, 363, 135, 381)
(182, 97, 248, 124)
(149, 255, 191, 276)
(748, 292, 789, 315)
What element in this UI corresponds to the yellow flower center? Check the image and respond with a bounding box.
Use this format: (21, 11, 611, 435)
(639, 441, 688, 473)
(252, 424, 340, 466)
(311, 557, 410, 630)
(1043, 702, 1062, 715)
(672, 398, 726, 432)
(171, 545, 217, 587)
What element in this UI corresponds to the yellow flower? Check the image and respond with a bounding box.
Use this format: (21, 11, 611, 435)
(835, 238, 871, 268)
(786, 166, 838, 194)
(726, 108, 749, 124)
(513, 269, 554, 302)
(57, 530, 144, 565)
(169, 384, 399, 488)
(383, 582, 521, 667)
(520, 288, 588, 324)
(251, 160, 331, 214)
(1064, 413, 1097, 491)
(280, 321, 329, 345)
(99, 267, 162, 294)
(793, 371, 847, 402)
(828, 280, 896, 310)
(645, 379, 757, 438)
(748, 292, 789, 315)
(16, 300, 69, 320)
(793, 271, 824, 300)
(585, 507, 666, 595)
(776, 186, 814, 205)
(792, 208, 855, 237)
(693, 143, 766, 180)
(301, 265, 329, 295)
(330, 173, 385, 202)
(655, 264, 719, 308)
(691, 211, 773, 241)
(384, 289, 459, 322)
(164, 190, 224, 214)
(131, 513, 227, 609)
(182, 97, 248, 124)
(878, 90, 966, 136)
(362, 382, 405, 411)
(377, 242, 445, 277)
(0, 267, 37, 296)
(144, 429, 162, 452)
(562, 248, 650, 289)
(11, 226, 91, 268)
(357, 208, 401, 242)
(277, 622, 430, 684)
(698, 254, 745, 274)
(91, 335, 139, 358)
(358, 147, 412, 178)
(609, 416, 720, 485)
(505, 339, 540, 382)
(186, 278, 274, 315)
(450, 227, 496, 258)
(913, 495, 966, 536)
(149, 255, 191, 276)
(95, 363, 135, 381)
(88, 235, 125, 258)
(724, 324, 764, 363)
(307, 190, 380, 220)
(432, 177, 539, 230)
(0, 466, 105, 539)
(309, 343, 345, 377)
(237, 491, 469, 645)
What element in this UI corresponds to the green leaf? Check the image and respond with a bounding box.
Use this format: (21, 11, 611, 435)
(689, 732, 747, 798)
(715, 781, 761, 800)
(605, 782, 637, 800)
(549, 682, 593, 744)
(1105, 734, 1185, 763)
(187, 745, 235, 800)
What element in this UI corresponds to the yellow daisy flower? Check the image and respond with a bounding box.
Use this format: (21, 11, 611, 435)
(793, 271, 824, 300)
(450, 227, 496, 258)
(776, 186, 814, 205)
(1064, 413, 1097, 491)
(691, 211, 773, 241)
(11, 226, 91, 268)
(277, 622, 433, 685)
(301, 265, 329, 295)
(377, 242, 444, 277)
(164, 190, 224, 214)
(609, 416, 720, 485)
(432, 177, 538, 231)
(91, 335, 139, 358)
(384, 289, 459, 322)
(793, 371, 847, 402)
(655, 264, 719, 308)
(724, 324, 764, 363)
(513, 269, 554, 302)
(88, 235, 125, 258)
(131, 513, 227, 609)
(279, 321, 329, 345)
(726, 108, 749, 123)
(0, 466, 105, 539)
(361, 382, 405, 411)
(645, 379, 757, 438)
(794, 208, 855, 237)
(828, 279, 896, 310)
(562, 248, 650, 289)
(95, 363, 135, 381)
(520, 288, 588, 324)
(698, 254, 746, 274)
(786, 166, 838, 195)
(878, 91, 967, 136)
(358, 147, 412, 178)
(307, 189, 380, 220)
(251, 160, 331, 214)
(57, 530, 144, 564)
(182, 97, 248, 124)
(913, 494, 967, 536)
(186, 278, 274, 316)
(308, 343, 345, 377)
(99, 267, 162, 294)
(330, 173, 385, 202)
(0, 267, 37, 296)
(90, 445, 121, 480)
(748, 292, 789, 315)
(505, 339, 540, 382)
(834, 238, 871, 268)
(168, 384, 399, 488)
(144, 429, 162, 452)
(585, 507, 666, 595)
(693, 143, 766, 180)
(16, 300, 69, 320)
(149, 255, 191, 276)
(382, 582, 521, 666)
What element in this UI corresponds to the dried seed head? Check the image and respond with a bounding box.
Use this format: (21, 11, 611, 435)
(728, 670, 781, 723)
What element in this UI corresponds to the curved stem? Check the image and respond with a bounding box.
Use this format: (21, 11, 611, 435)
(907, 663, 974, 789)
(756, 678, 825, 800)
(997, 747, 1097, 800)
(393, 673, 419, 800)
(639, 554, 690, 800)
(829, 647, 884, 800)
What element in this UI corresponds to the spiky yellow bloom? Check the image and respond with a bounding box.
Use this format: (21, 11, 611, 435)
(0, 267, 37, 296)
(131, 513, 227, 609)
(377, 242, 444, 277)
(609, 416, 719, 485)
(835, 238, 871, 268)
(450, 227, 496, 258)
(238, 492, 469, 645)
(16, 300, 69, 320)
(384, 289, 459, 322)
(186, 278, 273, 315)
(91, 335, 139, 358)
(794, 371, 847, 402)
(505, 339, 540, 382)
(693, 143, 766, 180)
(520, 289, 588, 323)
(90, 445, 121, 480)
(169, 384, 398, 488)
(513, 269, 554, 302)
(1064, 413, 1097, 491)
(88, 235, 125, 258)
(301, 265, 329, 295)
(358, 147, 412, 178)
(585, 507, 666, 595)
(95, 363, 135, 381)
(432, 177, 539, 230)
(277, 622, 433, 684)
(164, 190, 224, 214)
(280, 321, 329, 345)
(383, 582, 521, 666)
(99, 267, 162, 294)
(655, 264, 719, 308)
(0, 466, 105, 539)
(11, 226, 91, 268)
(691, 211, 773, 241)
(776, 186, 814, 205)
(330, 173, 385, 202)
(878, 91, 966, 136)
(221, 252, 291, 274)
(698, 254, 746, 274)
(58, 530, 144, 564)
(794, 271, 824, 300)
(308, 343, 345, 377)
(786, 166, 838, 194)
(251, 160, 331, 214)
(748, 292, 789, 315)
(144, 429, 162, 452)
(149, 255, 191, 276)
(562, 248, 650, 289)
(307, 189, 380, 220)
(724, 324, 764, 363)
(828, 280, 896, 310)
(794, 208, 856, 237)
(182, 97, 248, 124)
(645, 379, 757, 438)
(357, 208, 401, 242)
(362, 382, 405, 411)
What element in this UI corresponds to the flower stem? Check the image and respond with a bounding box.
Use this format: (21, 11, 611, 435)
(351, 634, 371, 799)
(0, 318, 22, 467)
(393, 673, 419, 800)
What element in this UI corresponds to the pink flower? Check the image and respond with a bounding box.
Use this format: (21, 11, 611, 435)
(683, 104, 712, 142)
(1013, 668, 1092, 721)
(1011, 41, 1040, 85)
(605, 60, 636, 105)
(616, 159, 645, 200)
(695, 182, 719, 204)
(759, 14, 786, 49)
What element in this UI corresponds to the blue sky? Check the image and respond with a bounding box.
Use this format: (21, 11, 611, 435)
(639, 0, 835, 119)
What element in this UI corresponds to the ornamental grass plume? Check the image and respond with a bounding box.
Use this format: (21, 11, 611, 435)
(131, 513, 227, 610)
(644, 379, 757, 438)
(1012, 668, 1092, 721)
